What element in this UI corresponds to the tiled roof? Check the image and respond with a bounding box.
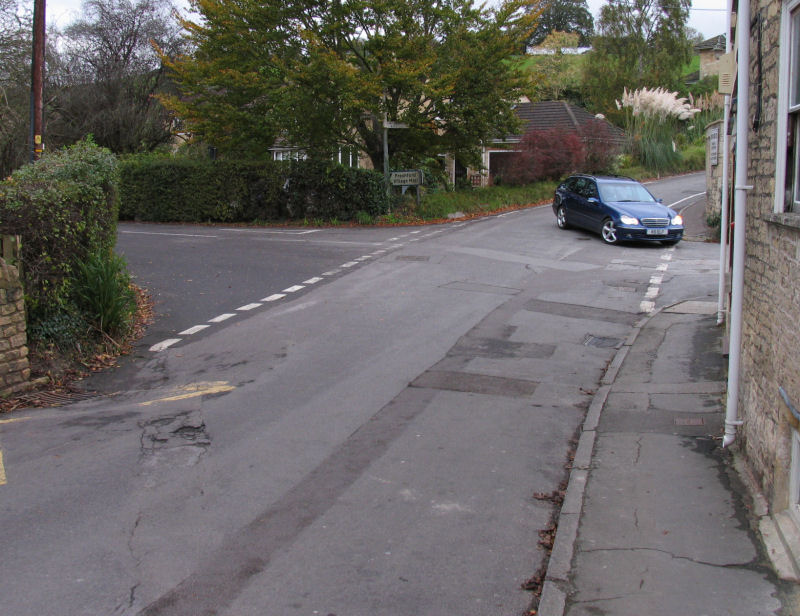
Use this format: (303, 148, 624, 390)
(695, 34, 726, 52)
(501, 100, 625, 143)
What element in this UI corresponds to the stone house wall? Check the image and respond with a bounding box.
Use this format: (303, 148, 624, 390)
(699, 48, 725, 79)
(0, 258, 30, 398)
(737, 0, 800, 513)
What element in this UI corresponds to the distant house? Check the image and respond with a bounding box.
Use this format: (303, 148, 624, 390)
(457, 100, 624, 187)
(695, 34, 727, 79)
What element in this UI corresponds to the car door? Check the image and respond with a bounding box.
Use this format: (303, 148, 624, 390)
(569, 177, 596, 228)
(557, 177, 580, 227)
(578, 179, 604, 229)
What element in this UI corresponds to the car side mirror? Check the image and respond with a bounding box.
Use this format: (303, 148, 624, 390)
(587, 197, 599, 204)
(657, 198, 663, 203)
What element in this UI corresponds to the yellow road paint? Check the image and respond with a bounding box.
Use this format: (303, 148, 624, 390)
(138, 381, 234, 407)
(0, 416, 31, 425)
(0, 450, 6, 485)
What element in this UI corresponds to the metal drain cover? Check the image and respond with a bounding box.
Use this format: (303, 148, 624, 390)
(12, 389, 99, 409)
(583, 335, 623, 349)
(675, 417, 705, 426)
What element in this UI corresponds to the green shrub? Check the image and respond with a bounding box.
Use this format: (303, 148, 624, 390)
(284, 159, 390, 221)
(0, 138, 119, 320)
(118, 156, 390, 223)
(118, 157, 288, 222)
(73, 251, 136, 338)
(678, 143, 706, 172)
(27, 310, 88, 352)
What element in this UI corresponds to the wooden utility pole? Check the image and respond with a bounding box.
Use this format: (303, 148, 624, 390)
(29, 0, 45, 162)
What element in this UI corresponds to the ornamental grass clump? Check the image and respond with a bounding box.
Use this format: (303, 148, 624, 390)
(616, 87, 700, 174)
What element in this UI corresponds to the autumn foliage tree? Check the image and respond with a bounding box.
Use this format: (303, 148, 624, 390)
(162, 0, 538, 170)
(582, 0, 692, 117)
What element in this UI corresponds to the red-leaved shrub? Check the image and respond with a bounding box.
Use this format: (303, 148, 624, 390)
(499, 127, 586, 185)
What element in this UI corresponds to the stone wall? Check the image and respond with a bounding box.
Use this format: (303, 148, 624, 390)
(737, 0, 800, 512)
(0, 258, 30, 398)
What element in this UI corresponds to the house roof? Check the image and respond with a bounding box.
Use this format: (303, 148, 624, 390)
(500, 100, 625, 143)
(695, 34, 726, 52)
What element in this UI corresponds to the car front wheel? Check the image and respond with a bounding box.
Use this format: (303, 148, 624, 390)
(556, 205, 569, 229)
(601, 218, 619, 245)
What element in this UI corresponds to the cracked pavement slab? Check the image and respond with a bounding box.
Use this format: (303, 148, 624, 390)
(567, 433, 782, 616)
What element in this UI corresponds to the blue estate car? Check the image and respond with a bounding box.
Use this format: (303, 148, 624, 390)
(552, 175, 684, 245)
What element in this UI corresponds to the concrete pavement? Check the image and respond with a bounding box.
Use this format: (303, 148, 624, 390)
(537, 200, 798, 615)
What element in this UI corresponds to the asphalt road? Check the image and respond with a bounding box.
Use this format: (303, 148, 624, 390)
(0, 173, 715, 615)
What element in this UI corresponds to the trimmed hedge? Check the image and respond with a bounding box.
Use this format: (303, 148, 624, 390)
(0, 139, 118, 319)
(119, 156, 390, 223)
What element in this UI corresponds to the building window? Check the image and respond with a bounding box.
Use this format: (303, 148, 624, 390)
(776, 0, 800, 213)
(338, 147, 360, 168)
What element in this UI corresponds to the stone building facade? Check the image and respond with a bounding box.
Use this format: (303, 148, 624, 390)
(696, 34, 727, 79)
(732, 0, 800, 552)
(0, 258, 30, 398)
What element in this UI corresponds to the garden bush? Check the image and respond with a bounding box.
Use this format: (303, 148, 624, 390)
(284, 159, 390, 221)
(118, 156, 390, 223)
(73, 251, 136, 338)
(500, 127, 586, 185)
(0, 138, 119, 320)
(118, 157, 288, 222)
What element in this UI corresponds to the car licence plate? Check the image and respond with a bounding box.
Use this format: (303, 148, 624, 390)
(646, 228, 668, 235)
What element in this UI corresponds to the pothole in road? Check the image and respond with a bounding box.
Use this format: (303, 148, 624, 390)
(140, 410, 210, 455)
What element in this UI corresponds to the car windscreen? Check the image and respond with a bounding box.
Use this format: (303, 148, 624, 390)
(597, 182, 656, 203)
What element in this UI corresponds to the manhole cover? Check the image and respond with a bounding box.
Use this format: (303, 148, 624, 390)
(675, 417, 705, 426)
(583, 335, 623, 349)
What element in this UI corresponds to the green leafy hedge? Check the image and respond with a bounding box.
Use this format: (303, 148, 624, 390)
(0, 139, 119, 319)
(118, 156, 390, 223)
(118, 158, 287, 222)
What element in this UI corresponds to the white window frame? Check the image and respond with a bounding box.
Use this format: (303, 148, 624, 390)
(775, 0, 800, 213)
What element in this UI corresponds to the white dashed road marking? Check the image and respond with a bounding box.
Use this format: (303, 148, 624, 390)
(209, 313, 236, 323)
(639, 247, 676, 313)
(149, 339, 182, 352)
(148, 218, 481, 351)
(179, 325, 210, 336)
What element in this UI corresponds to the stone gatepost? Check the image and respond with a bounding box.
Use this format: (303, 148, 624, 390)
(0, 258, 30, 398)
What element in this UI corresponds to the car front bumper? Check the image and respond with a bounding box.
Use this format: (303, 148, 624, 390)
(617, 225, 684, 242)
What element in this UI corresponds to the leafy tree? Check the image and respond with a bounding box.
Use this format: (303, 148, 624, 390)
(528, 31, 584, 101)
(582, 0, 692, 117)
(527, 0, 593, 47)
(47, 0, 184, 153)
(162, 0, 537, 170)
(0, 0, 32, 177)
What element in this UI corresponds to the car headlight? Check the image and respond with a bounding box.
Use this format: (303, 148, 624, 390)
(620, 215, 639, 225)
(671, 215, 683, 225)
